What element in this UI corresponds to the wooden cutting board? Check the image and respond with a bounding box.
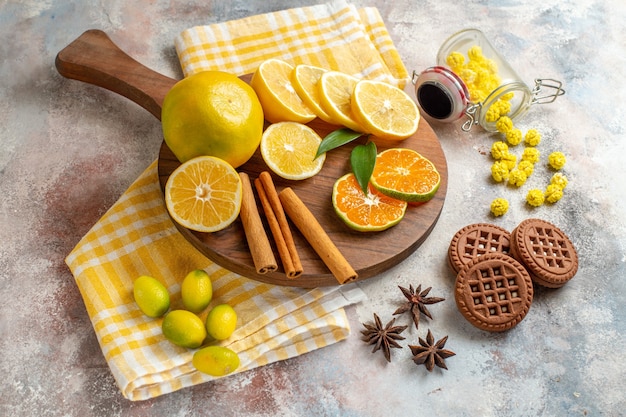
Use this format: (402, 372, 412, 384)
(56, 29, 448, 288)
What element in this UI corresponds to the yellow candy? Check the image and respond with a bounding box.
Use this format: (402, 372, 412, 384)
(545, 184, 564, 203)
(491, 160, 510, 182)
(518, 160, 534, 177)
(501, 152, 517, 170)
(446, 52, 466, 71)
(508, 169, 527, 187)
(550, 172, 568, 189)
(526, 189, 545, 207)
(496, 116, 514, 133)
(548, 151, 566, 170)
(490, 198, 509, 216)
(521, 147, 540, 163)
(506, 128, 523, 146)
(491, 141, 509, 159)
(524, 129, 541, 146)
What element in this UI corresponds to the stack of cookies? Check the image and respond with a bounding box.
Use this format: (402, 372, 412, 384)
(448, 219, 578, 332)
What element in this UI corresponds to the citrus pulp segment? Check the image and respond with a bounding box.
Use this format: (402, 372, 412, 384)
(250, 59, 316, 124)
(161, 70, 264, 168)
(318, 71, 364, 132)
(290, 64, 337, 125)
(370, 148, 441, 202)
(351, 79, 420, 141)
(260, 122, 326, 180)
(332, 173, 407, 232)
(164, 156, 242, 233)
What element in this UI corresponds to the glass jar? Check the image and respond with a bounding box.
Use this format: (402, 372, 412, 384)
(412, 29, 564, 132)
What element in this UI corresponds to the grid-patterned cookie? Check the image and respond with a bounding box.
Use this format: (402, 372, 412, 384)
(448, 223, 511, 273)
(455, 253, 533, 332)
(510, 218, 578, 288)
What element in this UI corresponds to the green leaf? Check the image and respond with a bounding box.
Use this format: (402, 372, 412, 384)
(315, 128, 364, 158)
(350, 141, 377, 194)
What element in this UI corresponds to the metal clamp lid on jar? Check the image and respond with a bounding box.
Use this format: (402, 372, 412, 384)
(412, 29, 565, 132)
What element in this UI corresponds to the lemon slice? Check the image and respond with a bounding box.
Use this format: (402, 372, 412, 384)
(351, 79, 420, 140)
(250, 59, 316, 124)
(318, 71, 364, 132)
(290, 64, 337, 125)
(164, 156, 242, 233)
(260, 122, 326, 180)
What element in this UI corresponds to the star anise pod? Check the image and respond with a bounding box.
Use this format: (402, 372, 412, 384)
(409, 329, 455, 372)
(361, 313, 408, 362)
(393, 284, 445, 330)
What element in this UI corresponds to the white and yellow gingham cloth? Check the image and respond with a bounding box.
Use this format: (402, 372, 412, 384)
(175, 0, 409, 88)
(66, 0, 409, 401)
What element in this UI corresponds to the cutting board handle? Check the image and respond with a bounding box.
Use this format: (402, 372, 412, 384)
(55, 29, 177, 120)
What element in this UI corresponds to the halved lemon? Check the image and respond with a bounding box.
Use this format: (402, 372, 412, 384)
(332, 173, 407, 232)
(318, 71, 364, 132)
(250, 59, 316, 124)
(351, 79, 420, 141)
(260, 122, 326, 180)
(370, 148, 440, 203)
(290, 64, 337, 125)
(164, 156, 242, 233)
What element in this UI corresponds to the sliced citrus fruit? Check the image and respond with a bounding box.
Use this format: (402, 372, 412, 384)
(370, 148, 441, 203)
(332, 173, 407, 232)
(260, 122, 326, 180)
(351, 79, 420, 141)
(165, 156, 242, 233)
(318, 71, 364, 132)
(290, 64, 337, 125)
(250, 59, 316, 124)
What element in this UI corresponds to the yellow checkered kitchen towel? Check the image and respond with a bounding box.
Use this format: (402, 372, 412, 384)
(66, 0, 409, 401)
(66, 162, 367, 400)
(175, 0, 409, 87)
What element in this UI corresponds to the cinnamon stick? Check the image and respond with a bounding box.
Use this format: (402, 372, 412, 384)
(278, 187, 357, 284)
(238, 172, 277, 274)
(254, 172, 303, 278)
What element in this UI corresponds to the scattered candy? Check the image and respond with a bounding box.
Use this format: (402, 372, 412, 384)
(491, 161, 510, 182)
(518, 160, 534, 177)
(490, 198, 509, 216)
(550, 172, 568, 189)
(526, 189, 545, 207)
(521, 147, 540, 164)
(548, 151, 566, 170)
(491, 141, 509, 159)
(524, 129, 541, 146)
(508, 169, 527, 187)
(505, 128, 523, 146)
(545, 184, 564, 203)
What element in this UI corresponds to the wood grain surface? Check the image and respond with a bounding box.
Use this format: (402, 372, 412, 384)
(56, 29, 448, 288)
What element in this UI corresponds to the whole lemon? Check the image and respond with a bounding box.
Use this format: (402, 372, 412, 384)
(205, 304, 238, 341)
(162, 310, 207, 348)
(181, 269, 213, 313)
(193, 346, 240, 377)
(161, 71, 264, 168)
(133, 275, 170, 318)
